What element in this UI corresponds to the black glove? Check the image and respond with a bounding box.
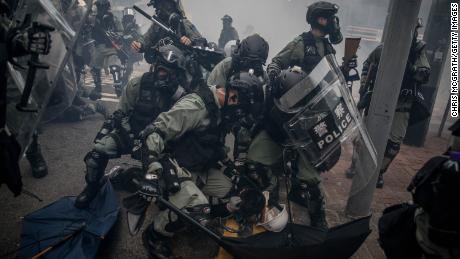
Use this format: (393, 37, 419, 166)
(137, 177, 160, 202)
(27, 23, 54, 55)
(138, 124, 160, 141)
(347, 55, 358, 69)
(268, 67, 281, 85)
(8, 21, 54, 57)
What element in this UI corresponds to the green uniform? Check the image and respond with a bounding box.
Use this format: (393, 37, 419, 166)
(218, 26, 239, 49)
(207, 57, 233, 87)
(255, 31, 337, 228)
(140, 17, 203, 51)
(267, 32, 334, 76)
(88, 13, 123, 70)
(207, 56, 268, 88)
(357, 43, 430, 174)
(262, 32, 336, 183)
(144, 87, 234, 236)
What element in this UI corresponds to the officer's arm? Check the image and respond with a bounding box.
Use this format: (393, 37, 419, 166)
(413, 46, 431, 84)
(139, 24, 156, 51)
(117, 76, 140, 114)
(207, 57, 233, 86)
(144, 94, 208, 168)
(267, 39, 302, 78)
(182, 18, 203, 43)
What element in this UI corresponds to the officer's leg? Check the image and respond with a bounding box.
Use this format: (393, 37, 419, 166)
(201, 167, 234, 199)
(89, 45, 104, 100)
(26, 131, 48, 178)
(89, 67, 102, 100)
(377, 110, 410, 188)
(143, 169, 210, 258)
(247, 130, 283, 167)
(288, 156, 327, 229)
(107, 54, 123, 97)
(122, 60, 134, 87)
(74, 134, 121, 208)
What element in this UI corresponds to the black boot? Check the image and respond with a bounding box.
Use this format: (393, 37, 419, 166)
(74, 151, 107, 209)
(288, 179, 328, 229)
(89, 68, 102, 100)
(376, 173, 384, 188)
(142, 223, 175, 259)
(75, 182, 100, 209)
(308, 192, 328, 229)
(26, 133, 48, 178)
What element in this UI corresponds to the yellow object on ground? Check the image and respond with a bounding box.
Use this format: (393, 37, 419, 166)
(215, 219, 266, 259)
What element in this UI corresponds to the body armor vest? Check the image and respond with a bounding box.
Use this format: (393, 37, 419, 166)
(168, 84, 226, 171)
(300, 31, 335, 75)
(129, 72, 178, 135)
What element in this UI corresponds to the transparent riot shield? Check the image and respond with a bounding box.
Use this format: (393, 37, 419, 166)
(6, 0, 92, 153)
(281, 55, 378, 219)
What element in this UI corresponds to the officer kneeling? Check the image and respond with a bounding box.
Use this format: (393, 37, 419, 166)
(139, 72, 264, 259)
(74, 45, 191, 209)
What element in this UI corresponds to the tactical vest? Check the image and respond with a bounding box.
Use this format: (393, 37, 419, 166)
(129, 72, 181, 135)
(168, 85, 226, 171)
(300, 31, 336, 75)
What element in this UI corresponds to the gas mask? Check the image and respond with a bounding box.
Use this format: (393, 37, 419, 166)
(155, 1, 177, 22)
(325, 16, 343, 44)
(153, 66, 181, 95)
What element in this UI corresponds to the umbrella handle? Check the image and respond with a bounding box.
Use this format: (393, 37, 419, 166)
(30, 225, 85, 259)
(156, 196, 223, 244)
(30, 234, 73, 259)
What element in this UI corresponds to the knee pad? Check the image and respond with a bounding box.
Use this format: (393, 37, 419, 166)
(109, 65, 123, 84)
(384, 140, 401, 160)
(84, 151, 108, 183)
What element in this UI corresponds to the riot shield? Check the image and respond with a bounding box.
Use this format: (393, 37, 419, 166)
(7, 0, 92, 153)
(282, 55, 378, 197)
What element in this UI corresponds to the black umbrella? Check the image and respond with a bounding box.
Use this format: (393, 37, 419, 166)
(17, 181, 119, 259)
(157, 196, 371, 259)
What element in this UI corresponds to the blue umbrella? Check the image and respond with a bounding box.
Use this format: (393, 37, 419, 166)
(18, 181, 119, 259)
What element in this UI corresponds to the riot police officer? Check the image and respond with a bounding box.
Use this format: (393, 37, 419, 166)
(267, 1, 343, 81)
(87, 0, 123, 100)
(208, 33, 269, 87)
(119, 7, 143, 95)
(131, 0, 205, 53)
(140, 71, 264, 259)
(74, 45, 192, 208)
(350, 19, 431, 188)
(218, 14, 239, 50)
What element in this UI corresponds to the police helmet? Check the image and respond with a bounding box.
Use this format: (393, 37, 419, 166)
(306, 1, 339, 26)
(234, 34, 269, 65)
(222, 14, 233, 23)
(95, 0, 110, 8)
(273, 67, 309, 113)
(228, 71, 264, 106)
(156, 45, 187, 71)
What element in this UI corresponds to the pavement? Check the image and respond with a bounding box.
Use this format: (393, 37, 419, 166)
(0, 62, 456, 259)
